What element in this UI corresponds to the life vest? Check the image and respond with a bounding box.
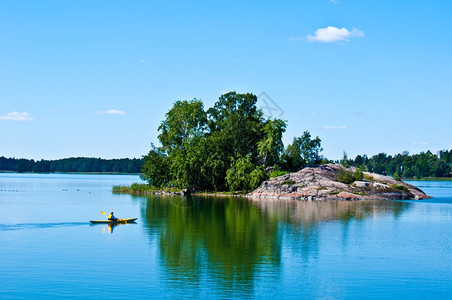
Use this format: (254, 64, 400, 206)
(108, 213, 113, 220)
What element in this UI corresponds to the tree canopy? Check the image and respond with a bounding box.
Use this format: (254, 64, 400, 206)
(141, 92, 323, 191)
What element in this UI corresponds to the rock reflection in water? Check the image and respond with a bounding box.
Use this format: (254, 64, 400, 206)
(250, 198, 409, 225)
(140, 196, 410, 297)
(250, 198, 410, 261)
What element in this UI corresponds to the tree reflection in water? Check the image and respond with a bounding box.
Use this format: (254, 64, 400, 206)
(140, 195, 410, 296)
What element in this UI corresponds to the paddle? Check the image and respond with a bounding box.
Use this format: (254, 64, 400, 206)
(101, 211, 107, 215)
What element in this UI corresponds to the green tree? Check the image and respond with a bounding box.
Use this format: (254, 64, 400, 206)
(282, 131, 323, 171)
(141, 144, 169, 187)
(257, 118, 287, 166)
(158, 99, 207, 154)
(207, 92, 264, 159)
(226, 155, 266, 192)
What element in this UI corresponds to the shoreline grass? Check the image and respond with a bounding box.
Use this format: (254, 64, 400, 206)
(112, 183, 248, 197)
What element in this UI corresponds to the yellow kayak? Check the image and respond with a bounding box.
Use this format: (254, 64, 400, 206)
(89, 218, 137, 224)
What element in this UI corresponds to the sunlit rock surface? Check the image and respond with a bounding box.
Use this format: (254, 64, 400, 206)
(248, 164, 431, 200)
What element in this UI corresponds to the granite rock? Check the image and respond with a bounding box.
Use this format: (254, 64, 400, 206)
(247, 164, 431, 201)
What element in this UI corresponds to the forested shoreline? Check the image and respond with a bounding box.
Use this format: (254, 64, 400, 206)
(0, 156, 143, 174)
(2, 150, 451, 180)
(2, 151, 451, 180)
(338, 150, 452, 179)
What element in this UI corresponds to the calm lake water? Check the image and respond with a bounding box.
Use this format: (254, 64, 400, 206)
(0, 174, 451, 299)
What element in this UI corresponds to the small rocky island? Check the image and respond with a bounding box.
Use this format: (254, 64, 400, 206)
(248, 164, 431, 200)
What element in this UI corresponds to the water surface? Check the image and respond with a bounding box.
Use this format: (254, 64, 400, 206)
(0, 174, 451, 299)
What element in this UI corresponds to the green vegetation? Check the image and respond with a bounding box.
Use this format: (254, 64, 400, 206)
(391, 184, 410, 193)
(269, 169, 290, 178)
(393, 173, 402, 181)
(336, 170, 354, 184)
(141, 92, 323, 192)
(225, 155, 266, 192)
(112, 183, 186, 195)
(336, 168, 364, 184)
(353, 168, 364, 181)
(0, 156, 143, 174)
(281, 131, 324, 171)
(113, 183, 156, 194)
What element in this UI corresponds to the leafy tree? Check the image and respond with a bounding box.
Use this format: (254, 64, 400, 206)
(226, 155, 266, 192)
(207, 92, 264, 159)
(257, 118, 287, 166)
(282, 131, 323, 171)
(141, 144, 169, 187)
(143, 92, 281, 191)
(158, 99, 206, 154)
(340, 151, 351, 167)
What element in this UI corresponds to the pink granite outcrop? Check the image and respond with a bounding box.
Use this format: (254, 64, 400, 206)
(247, 164, 431, 200)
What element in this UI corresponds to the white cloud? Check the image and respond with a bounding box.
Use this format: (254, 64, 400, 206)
(97, 109, 126, 115)
(139, 59, 146, 63)
(412, 142, 430, 146)
(329, 0, 340, 3)
(0, 112, 33, 121)
(323, 125, 348, 130)
(307, 26, 364, 43)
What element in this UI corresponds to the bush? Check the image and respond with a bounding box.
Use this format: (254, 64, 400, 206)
(393, 173, 402, 181)
(226, 155, 268, 192)
(336, 169, 355, 184)
(269, 169, 290, 178)
(250, 167, 268, 190)
(391, 184, 409, 193)
(353, 168, 364, 181)
(336, 168, 364, 184)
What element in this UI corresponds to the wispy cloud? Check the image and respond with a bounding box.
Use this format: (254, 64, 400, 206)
(323, 125, 348, 130)
(329, 0, 340, 3)
(0, 112, 33, 121)
(412, 142, 430, 146)
(97, 109, 126, 115)
(138, 59, 146, 63)
(307, 26, 364, 43)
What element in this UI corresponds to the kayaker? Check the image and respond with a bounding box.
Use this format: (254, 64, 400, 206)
(108, 211, 118, 221)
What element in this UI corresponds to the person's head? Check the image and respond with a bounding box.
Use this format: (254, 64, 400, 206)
(111, 212, 114, 214)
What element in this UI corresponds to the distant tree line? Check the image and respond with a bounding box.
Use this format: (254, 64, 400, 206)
(339, 150, 452, 179)
(0, 156, 143, 174)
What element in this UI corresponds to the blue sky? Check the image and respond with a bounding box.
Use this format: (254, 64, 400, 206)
(1, 0, 451, 160)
